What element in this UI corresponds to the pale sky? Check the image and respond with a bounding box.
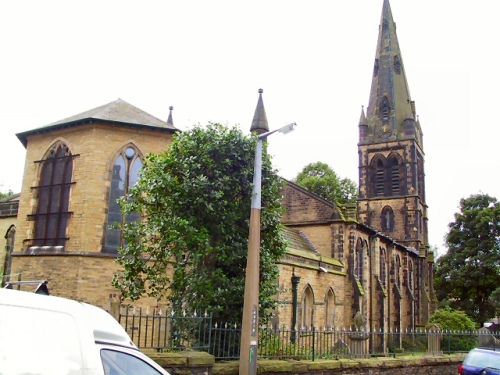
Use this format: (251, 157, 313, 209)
(1, 1, 499, 257)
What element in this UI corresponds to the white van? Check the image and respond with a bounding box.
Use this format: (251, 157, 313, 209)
(0, 288, 170, 375)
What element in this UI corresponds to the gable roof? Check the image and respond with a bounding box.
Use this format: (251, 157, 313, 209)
(16, 99, 178, 147)
(282, 179, 349, 223)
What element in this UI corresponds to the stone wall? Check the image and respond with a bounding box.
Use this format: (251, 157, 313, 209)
(144, 351, 465, 375)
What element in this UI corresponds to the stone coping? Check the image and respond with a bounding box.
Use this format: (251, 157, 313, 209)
(141, 350, 466, 374)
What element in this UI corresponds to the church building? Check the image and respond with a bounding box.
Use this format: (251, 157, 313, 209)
(0, 0, 435, 351)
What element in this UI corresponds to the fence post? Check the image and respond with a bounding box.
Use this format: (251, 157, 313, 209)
(478, 327, 500, 348)
(426, 323, 442, 355)
(311, 326, 316, 361)
(108, 294, 120, 321)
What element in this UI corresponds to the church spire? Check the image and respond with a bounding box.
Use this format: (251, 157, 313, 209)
(166, 106, 174, 126)
(250, 88, 269, 135)
(364, 0, 418, 144)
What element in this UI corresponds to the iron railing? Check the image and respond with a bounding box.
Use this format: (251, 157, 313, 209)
(118, 308, 499, 360)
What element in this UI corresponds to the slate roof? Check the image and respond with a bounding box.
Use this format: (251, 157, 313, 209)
(16, 99, 178, 147)
(282, 226, 319, 254)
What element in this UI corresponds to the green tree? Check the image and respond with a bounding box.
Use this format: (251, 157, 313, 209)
(430, 306, 476, 331)
(112, 123, 287, 325)
(0, 189, 13, 199)
(434, 194, 500, 325)
(429, 306, 477, 352)
(293, 162, 358, 204)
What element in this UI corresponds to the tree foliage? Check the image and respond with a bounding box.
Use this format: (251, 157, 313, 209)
(0, 189, 13, 199)
(429, 306, 476, 331)
(293, 162, 358, 204)
(112, 123, 287, 324)
(434, 194, 500, 325)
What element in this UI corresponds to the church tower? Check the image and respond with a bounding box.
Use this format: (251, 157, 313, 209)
(357, 0, 434, 321)
(358, 0, 427, 253)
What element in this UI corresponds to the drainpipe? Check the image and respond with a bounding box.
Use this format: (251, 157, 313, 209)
(291, 270, 301, 344)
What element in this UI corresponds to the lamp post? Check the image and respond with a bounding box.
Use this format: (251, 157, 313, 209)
(239, 122, 296, 375)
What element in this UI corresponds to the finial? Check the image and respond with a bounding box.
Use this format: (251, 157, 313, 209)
(258, 88, 263, 94)
(166, 105, 174, 126)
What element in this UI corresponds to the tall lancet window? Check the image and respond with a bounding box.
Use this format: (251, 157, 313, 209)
(393, 55, 401, 75)
(302, 286, 314, 329)
(325, 289, 335, 328)
(379, 247, 387, 288)
(379, 97, 390, 124)
(30, 142, 73, 249)
(376, 159, 385, 196)
(103, 145, 142, 253)
(381, 206, 395, 232)
(395, 255, 402, 289)
(355, 238, 364, 282)
(390, 158, 400, 195)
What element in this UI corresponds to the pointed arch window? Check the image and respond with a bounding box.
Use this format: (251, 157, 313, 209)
(29, 142, 74, 249)
(355, 238, 364, 282)
(417, 152, 425, 201)
(395, 255, 402, 289)
(302, 286, 314, 329)
(379, 97, 390, 124)
(379, 247, 387, 288)
(381, 206, 395, 232)
(393, 55, 401, 75)
(325, 289, 335, 328)
(103, 146, 142, 254)
(376, 159, 385, 196)
(407, 260, 414, 291)
(2, 225, 15, 286)
(389, 157, 400, 195)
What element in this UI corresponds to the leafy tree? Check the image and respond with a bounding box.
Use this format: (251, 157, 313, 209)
(293, 162, 358, 204)
(0, 189, 13, 199)
(434, 194, 500, 325)
(430, 306, 476, 331)
(112, 123, 287, 325)
(430, 307, 477, 352)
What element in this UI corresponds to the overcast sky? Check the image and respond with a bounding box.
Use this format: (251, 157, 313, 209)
(1, 1, 499, 257)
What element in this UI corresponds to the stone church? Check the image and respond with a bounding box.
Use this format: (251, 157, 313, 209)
(0, 0, 435, 347)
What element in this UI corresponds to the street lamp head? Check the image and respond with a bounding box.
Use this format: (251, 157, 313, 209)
(278, 122, 297, 135)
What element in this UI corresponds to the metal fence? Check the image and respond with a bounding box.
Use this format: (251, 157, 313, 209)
(118, 308, 499, 360)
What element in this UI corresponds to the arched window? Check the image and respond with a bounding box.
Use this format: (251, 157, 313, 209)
(389, 157, 400, 195)
(408, 260, 414, 291)
(380, 96, 390, 124)
(2, 225, 15, 286)
(379, 247, 387, 288)
(31, 142, 73, 249)
(325, 289, 335, 328)
(417, 153, 425, 200)
(355, 238, 364, 282)
(302, 286, 314, 329)
(381, 206, 395, 232)
(395, 255, 401, 288)
(103, 145, 142, 253)
(376, 159, 385, 196)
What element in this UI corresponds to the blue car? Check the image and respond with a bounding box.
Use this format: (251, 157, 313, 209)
(459, 348, 500, 375)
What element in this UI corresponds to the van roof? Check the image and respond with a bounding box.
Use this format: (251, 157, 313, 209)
(0, 288, 135, 349)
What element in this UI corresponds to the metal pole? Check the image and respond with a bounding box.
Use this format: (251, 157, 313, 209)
(239, 139, 263, 375)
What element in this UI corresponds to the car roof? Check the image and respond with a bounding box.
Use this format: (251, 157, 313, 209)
(472, 347, 500, 354)
(0, 288, 135, 349)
